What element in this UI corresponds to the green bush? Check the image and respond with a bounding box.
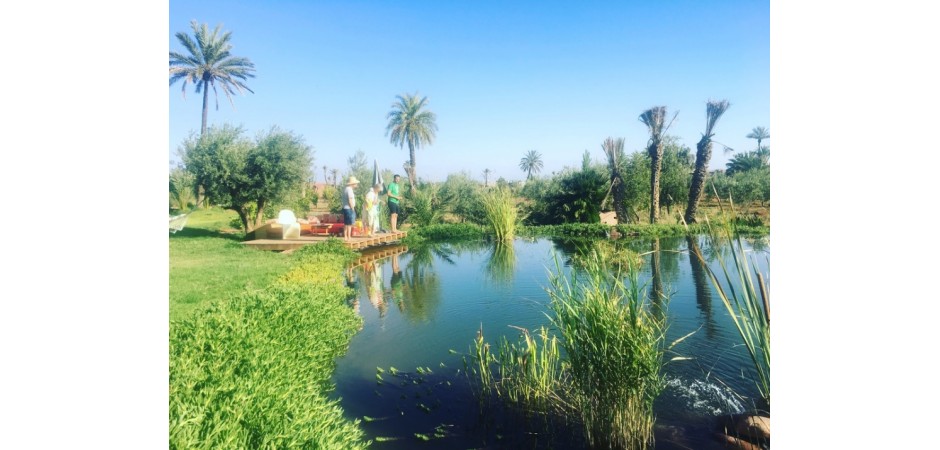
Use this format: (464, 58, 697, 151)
(169, 248, 368, 449)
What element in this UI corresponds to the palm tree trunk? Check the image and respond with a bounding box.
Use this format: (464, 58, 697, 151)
(611, 173, 629, 224)
(407, 143, 417, 192)
(201, 81, 210, 136)
(649, 143, 663, 224)
(685, 139, 712, 224)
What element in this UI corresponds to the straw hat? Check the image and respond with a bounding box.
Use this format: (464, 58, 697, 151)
(346, 176, 361, 186)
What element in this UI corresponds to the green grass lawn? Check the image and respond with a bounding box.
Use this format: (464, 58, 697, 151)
(169, 208, 295, 322)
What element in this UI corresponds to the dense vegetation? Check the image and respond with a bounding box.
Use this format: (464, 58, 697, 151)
(170, 236, 369, 449)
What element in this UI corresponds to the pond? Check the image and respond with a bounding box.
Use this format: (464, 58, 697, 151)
(333, 235, 770, 449)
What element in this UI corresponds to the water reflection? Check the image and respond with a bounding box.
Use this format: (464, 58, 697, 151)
(484, 242, 516, 287)
(333, 236, 770, 450)
(649, 238, 666, 317)
(389, 253, 404, 312)
(401, 242, 453, 323)
(687, 235, 717, 338)
(363, 261, 387, 318)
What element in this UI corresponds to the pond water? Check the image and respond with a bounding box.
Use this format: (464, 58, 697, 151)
(333, 235, 769, 449)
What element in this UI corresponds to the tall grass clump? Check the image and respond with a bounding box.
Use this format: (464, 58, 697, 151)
(692, 194, 770, 407)
(547, 254, 668, 450)
(480, 186, 518, 242)
(467, 252, 681, 450)
(169, 244, 369, 449)
(471, 325, 570, 412)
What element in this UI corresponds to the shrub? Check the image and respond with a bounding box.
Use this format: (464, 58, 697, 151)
(169, 247, 368, 449)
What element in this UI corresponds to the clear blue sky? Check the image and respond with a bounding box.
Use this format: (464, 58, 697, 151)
(169, 0, 768, 182)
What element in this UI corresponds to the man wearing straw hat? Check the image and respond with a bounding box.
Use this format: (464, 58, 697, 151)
(342, 176, 360, 240)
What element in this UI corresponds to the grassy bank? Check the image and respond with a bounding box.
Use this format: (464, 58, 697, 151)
(170, 208, 295, 322)
(169, 209, 369, 448)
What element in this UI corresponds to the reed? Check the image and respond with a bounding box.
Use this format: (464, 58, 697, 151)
(547, 253, 667, 450)
(492, 326, 570, 412)
(480, 186, 518, 242)
(468, 251, 673, 449)
(692, 193, 770, 407)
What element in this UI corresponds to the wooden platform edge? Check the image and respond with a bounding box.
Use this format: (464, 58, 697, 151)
(241, 231, 408, 252)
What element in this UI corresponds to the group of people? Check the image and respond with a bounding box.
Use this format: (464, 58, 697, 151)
(341, 174, 403, 240)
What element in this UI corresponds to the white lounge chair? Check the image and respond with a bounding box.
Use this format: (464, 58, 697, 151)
(277, 209, 301, 239)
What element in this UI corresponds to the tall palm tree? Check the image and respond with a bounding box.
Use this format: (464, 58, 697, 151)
(601, 137, 629, 223)
(746, 126, 770, 151)
(331, 168, 339, 187)
(639, 106, 673, 224)
(483, 168, 491, 187)
(519, 150, 544, 180)
(322, 165, 328, 184)
(685, 100, 730, 224)
(169, 21, 256, 136)
(386, 93, 438, 192)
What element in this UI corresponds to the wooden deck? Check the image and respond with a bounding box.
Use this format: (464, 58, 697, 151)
(348, 245, 408, 269)
(242, 231, 408, 252)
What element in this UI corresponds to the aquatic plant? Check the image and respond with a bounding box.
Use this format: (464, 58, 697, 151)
(480, 186, 518, 242)
(492, 326, 570, 412)
(547, 253, 667, 449)
(691, 194, 770, 407)
(468, 252, 679, 449)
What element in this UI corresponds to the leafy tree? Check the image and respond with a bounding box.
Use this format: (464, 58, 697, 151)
(685, 100, 730, 224)
(620, 152, 649, 221)
(710, 167, 770, 206)
(659, 137, 694, 219)
(519, 149, 544, 180)
(439, 172, 485, 224)
(386, 93, 438, 192)
(182, 124, 313, 232)
(601, 137, 629, 223)
(746, 126, 770, 151)
(169, 21, 256, 136)
(639, 106, 675, 223)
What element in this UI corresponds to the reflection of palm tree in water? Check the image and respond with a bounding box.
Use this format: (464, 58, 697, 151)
(649, 238, 665, 316)
(389, 254, 404, 312)
(686, 235, 717, 338)
(400, 244, 446, 323)
(364, 261, 388, 318)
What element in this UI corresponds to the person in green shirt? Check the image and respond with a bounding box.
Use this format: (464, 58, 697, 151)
(387, 174, 402, 232)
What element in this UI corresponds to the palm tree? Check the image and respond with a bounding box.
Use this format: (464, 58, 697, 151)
(322, 165, 328, 184)
(746, 126, 770, 151)
(169, 21, 256, 136)
(483, 168, 492, 187)
(331, 168, 339, 187)
(519, 150, 544, 180)
(639, 106, 673, 224)
(685, 100, 730, 224)
(601, 137, 629, 223)
(726, 151, 768, 175)
(386, 93, 438, 192)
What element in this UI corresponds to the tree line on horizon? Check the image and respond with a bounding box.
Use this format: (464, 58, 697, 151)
(169, 21, 769, 229)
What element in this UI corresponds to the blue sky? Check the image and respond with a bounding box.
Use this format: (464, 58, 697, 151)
(169, 0, 769, 182)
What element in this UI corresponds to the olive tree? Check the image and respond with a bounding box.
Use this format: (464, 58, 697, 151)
(182, 124, 313, 232)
